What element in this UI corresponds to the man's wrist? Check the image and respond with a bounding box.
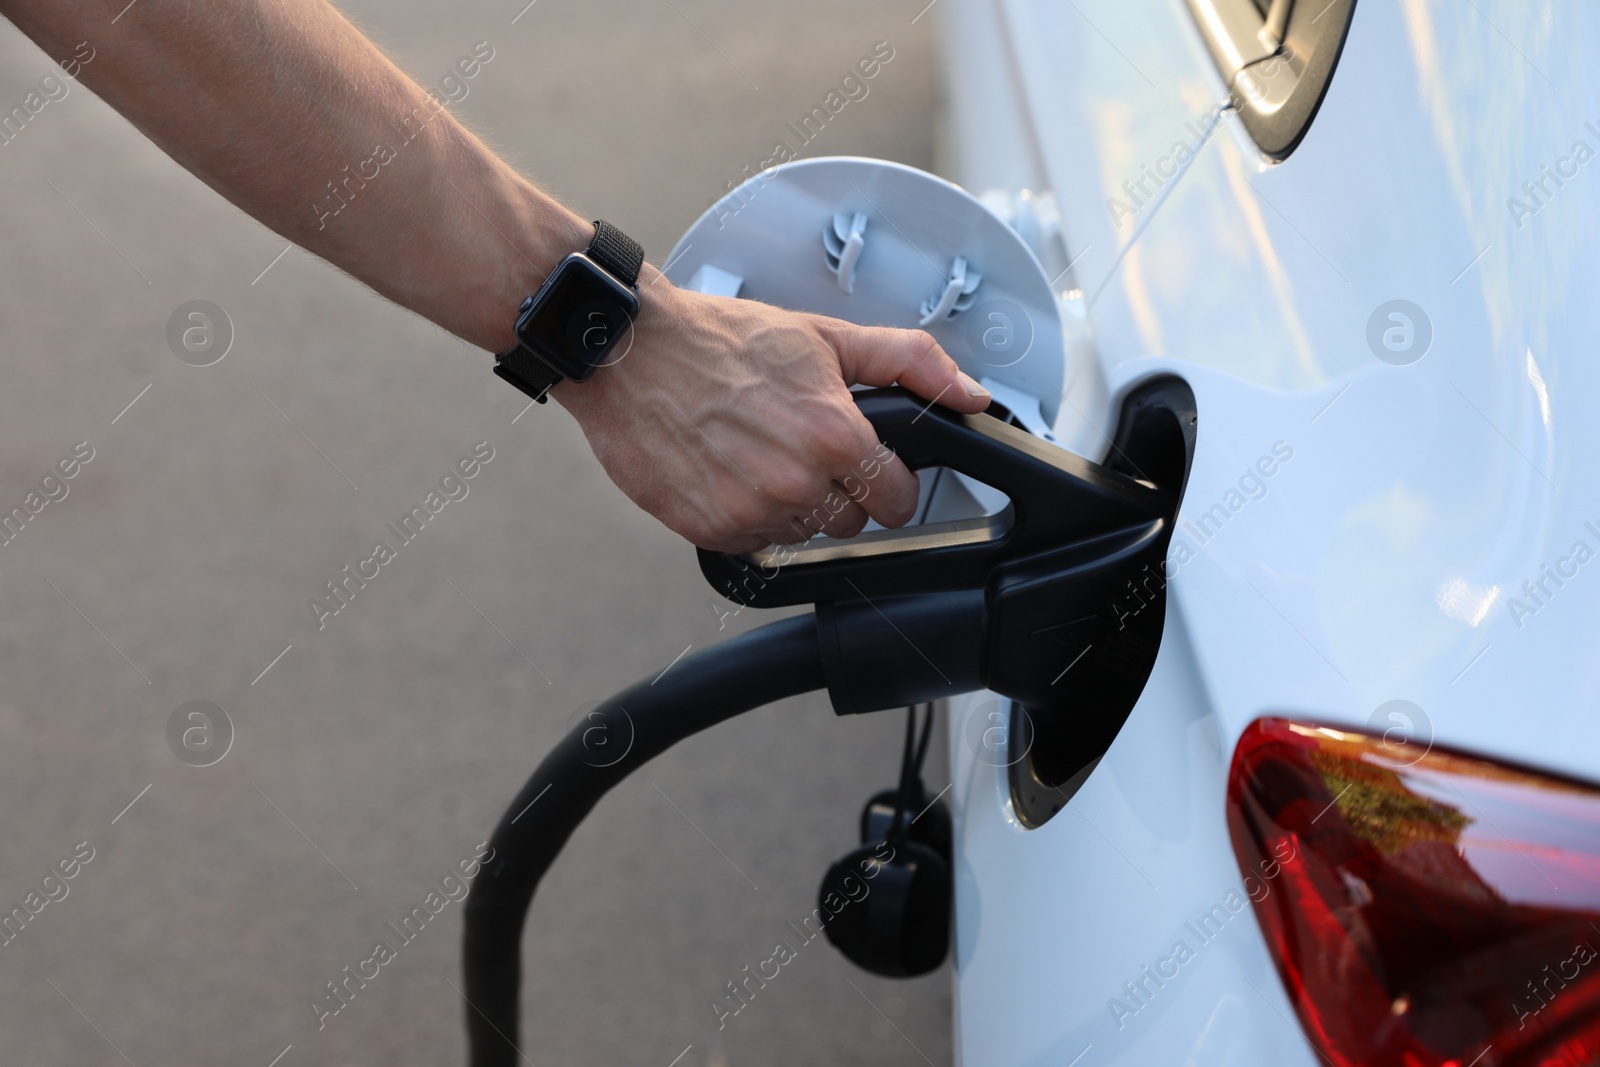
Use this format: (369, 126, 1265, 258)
(545, 261, 685, 411)
(475, 188, 592, 354)
(487, 216, 663, 409)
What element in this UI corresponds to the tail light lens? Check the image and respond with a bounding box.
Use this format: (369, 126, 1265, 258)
(1229, 718, 1600, 1067)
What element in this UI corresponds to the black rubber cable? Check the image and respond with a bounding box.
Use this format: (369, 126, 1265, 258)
(890, 703, 937, 841)
(461, 613, 826, 1067)
(889, 705, 918, 842)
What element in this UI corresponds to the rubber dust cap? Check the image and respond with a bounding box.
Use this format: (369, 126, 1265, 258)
(819, 840, 950, 978)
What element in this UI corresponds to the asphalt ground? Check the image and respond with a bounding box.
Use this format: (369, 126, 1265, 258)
(0, 1, 954, 1064)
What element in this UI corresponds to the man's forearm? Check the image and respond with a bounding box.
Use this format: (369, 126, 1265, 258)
(2, 0, 581, 352)
(4, 0, 991, 552)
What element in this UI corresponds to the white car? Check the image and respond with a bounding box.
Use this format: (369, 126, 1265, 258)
(929, 1, 1600, 1065)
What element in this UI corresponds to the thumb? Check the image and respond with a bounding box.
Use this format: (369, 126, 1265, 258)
(823, 320, 991, 414)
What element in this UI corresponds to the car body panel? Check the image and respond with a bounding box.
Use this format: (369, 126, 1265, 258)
(937, 0, 1600, 1063)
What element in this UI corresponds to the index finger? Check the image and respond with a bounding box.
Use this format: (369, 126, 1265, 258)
(821, 319, 992, 414)
(834, 406, 923, 529)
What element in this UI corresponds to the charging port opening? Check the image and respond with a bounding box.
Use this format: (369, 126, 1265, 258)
(1008, 376, 1196, 828)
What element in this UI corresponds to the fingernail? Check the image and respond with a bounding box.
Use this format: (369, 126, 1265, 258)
(958, 371, 990, 399)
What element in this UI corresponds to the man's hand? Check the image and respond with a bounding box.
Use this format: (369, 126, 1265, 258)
(556, 274, 991, 553)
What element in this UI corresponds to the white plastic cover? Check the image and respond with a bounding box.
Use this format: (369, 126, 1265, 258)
(664, 157, 1068, 424)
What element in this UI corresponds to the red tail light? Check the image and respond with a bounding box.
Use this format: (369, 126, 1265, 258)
(1228, 718, 1600, 1067)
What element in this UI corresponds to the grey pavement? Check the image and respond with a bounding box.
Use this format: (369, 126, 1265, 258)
(0, 1, 952, 1064)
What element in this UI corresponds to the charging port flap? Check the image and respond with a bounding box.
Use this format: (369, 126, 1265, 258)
(667, 156, 1071, 426)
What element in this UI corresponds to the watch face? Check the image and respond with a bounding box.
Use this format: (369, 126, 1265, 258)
(514, 253, 639, 381)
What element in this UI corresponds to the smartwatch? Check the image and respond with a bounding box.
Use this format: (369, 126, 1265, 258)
(493, 220, 645, 403)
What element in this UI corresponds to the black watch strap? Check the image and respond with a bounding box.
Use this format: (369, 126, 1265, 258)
(587, 219, 644, 287)
(493, 350, 563, 404)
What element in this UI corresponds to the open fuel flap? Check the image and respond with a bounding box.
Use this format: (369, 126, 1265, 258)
(664, 157, 1196, 827)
